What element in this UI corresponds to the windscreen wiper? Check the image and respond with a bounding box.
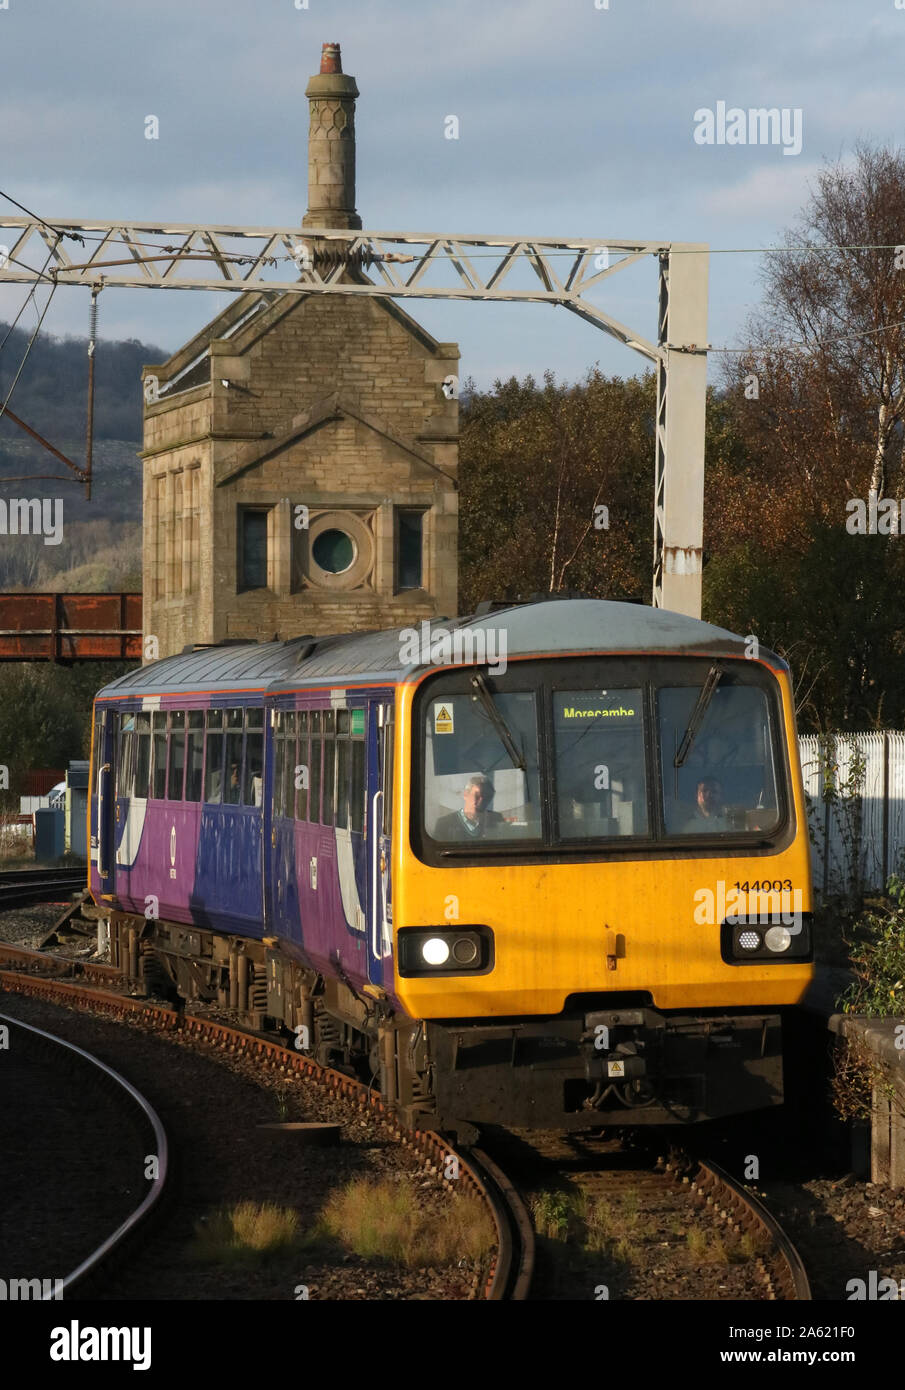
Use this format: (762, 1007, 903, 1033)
(470, 672, 527, 777)
(673, 664, 722, 768)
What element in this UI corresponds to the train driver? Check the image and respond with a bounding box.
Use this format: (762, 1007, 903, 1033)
(682, 776, 729, 832)
(434, 773, 505, 841)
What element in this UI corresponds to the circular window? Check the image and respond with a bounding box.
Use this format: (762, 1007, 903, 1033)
(311, 528, 355, 574)
(304, 511, 373, 590)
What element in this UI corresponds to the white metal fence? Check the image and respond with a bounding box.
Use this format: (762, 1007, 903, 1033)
(799, 733, 905, 898)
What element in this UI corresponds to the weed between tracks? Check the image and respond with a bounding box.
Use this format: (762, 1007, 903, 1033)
(532, 1188, 647, 1264)
(684, 1225, 770, 1264)
(531, 1184, 772, 1293)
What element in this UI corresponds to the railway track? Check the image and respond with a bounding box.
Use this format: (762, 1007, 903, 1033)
(0, 967, 526, 1300)
(0, 1008, 168, 1297)
(0, 951, 810, 1301)
(0, 939, 123, 989)
(477, 1127, 811, 1301)
(0, 867, 86, 910)
(685, 1157, 811, 1300)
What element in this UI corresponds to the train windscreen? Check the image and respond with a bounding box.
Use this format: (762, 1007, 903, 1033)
(418, 658, 789, 853)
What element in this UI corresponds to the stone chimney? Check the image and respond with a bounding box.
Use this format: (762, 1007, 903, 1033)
(302, 43, 361, 230)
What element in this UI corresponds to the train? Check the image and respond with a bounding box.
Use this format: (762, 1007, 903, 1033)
(89, 597, 815, 1141)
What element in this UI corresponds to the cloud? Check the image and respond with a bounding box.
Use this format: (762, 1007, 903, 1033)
(701, 161, 826, 224)
(0, 0, 902, 388)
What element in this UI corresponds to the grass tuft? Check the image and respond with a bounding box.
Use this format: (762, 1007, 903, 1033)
(531, 1187, 644, 1263)
(191, 1202, 301, 1264)
(319, 1176, 495, 1268)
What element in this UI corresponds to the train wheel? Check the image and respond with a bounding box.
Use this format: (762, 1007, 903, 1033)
(141, 950, 178, 1003)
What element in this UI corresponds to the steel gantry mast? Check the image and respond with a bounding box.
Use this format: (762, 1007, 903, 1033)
(0, 217, 709, 615)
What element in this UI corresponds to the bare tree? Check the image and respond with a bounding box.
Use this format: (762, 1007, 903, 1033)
(729, 144, 905, 505)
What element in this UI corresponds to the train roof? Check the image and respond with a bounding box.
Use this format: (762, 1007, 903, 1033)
(95, 599, 776, 699)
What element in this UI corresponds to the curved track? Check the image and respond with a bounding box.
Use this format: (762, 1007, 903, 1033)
(0, 948, 810, 1301)
(0, 1008, 168, 1297)
(0, 968, 530, 1300)
(689, 1157, 811, 1301)
(0, 939, 122, 988)
(476, 1128, 812, 1301)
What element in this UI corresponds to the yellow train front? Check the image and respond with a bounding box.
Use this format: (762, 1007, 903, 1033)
(386, 599, 814, 1137)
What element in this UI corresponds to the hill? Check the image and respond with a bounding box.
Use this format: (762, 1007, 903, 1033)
(0, 321, 165, 588)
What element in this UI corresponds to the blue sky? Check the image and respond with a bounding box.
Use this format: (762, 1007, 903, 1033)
(1, 0, 903, 388)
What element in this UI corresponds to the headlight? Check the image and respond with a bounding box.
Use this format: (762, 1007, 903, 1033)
(397, 926, 494, 976)
(720, 912, 813, 964)
(452, 937, 479, 965)
(422, 937, 450, 966)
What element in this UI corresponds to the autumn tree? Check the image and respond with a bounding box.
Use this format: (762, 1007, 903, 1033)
(707, 143, 905, 729)
(458, 369, 655, 612)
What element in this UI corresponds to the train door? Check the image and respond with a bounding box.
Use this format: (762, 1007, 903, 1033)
(262, 700, 275, 935)
(93, 706, 116, 898)
(367, 700, 394, 986)
(263, 702, 296, 940)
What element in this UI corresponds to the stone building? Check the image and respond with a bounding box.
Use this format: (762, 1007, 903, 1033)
(141, 43, 459, 659)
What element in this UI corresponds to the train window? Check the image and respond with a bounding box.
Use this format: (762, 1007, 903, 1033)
(244, 708, 263, 807)
(151, 712, 168, 799)
(335, 737, 350, 829)
(309, 711, 322, 822)
(227, 707, 243, 730)
(553, 690, 647, 839)
(204, 710, 225, 803)
(116, 715, 135, 799)
(167, 712, 186, 800)
(281, 712, 296, 817)
(337, 709, 350, 735)
(185, 712, 204, 802)
(134, 713, 152, 799)
(658, 684, 781, 836)
(224, 723, 243, 805)
(424, 690, 541, 842)
(296, 711, 309, 820)
(322, 721, 335, 826)
(351, 737, 366, 835)
(273, 712, 284, 816)
(91, 711, 103, 798)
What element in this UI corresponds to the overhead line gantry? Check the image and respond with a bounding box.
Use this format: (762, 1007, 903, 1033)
(0, 216, 709, 616)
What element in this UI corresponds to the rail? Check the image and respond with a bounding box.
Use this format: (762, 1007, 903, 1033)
(0, 1009, 169, 1297)
(0, 970, 532, 1300)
